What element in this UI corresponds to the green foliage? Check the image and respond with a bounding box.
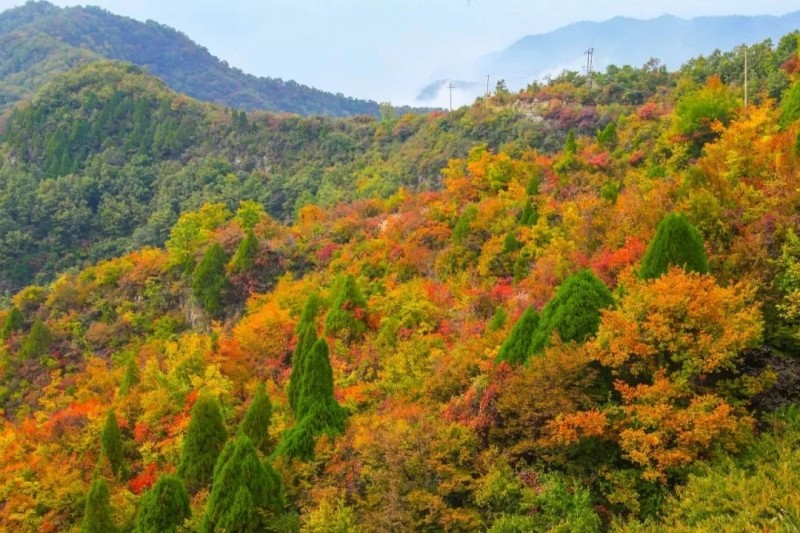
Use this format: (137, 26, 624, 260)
(639, 213, 709, 280)
(324, 275, 368, 342)
(564, 129, 578, 156)
(502, 233, 522, 254)
(1, 306, 23, 340)
(101, 410, 126, 479)
(597, 121, 618, 149)
(81, 476, 117, 533)
(19, 318, 50, 360)
(133, 474, 191, 533)
(453, 205, 478, 246)
(228, 230, 258, 274)
(779, 79, 800, 128)
(240, 383, 273, 455)
(278, 338, 347, 460)
(119, 358, 140, 395)
(674, 80, 739, 156)
(488, 306, 508, 332)
(519, 199, 538, 226)
(288, 294, 321, 415)
(525, 174, 540, 196)
(203, 433, 285, 532)
(530, 270, 613, 355)
(192, 243, 229, 317)
(496, 307, 540, 366)
(178, 393, 228, 492)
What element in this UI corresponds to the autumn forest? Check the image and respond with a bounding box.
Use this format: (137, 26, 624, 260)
(1, 7, 800, 532)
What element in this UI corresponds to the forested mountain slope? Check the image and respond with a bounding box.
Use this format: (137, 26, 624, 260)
(1, 30, 800, 533)
(0, 0, 380, 116)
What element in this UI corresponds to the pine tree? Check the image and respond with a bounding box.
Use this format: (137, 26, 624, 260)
(81, 476, 117, 533)
(178, 393, 228, 492)
(324, 275, 368, 342)
(530, 270, 613, 356)
(192, 243, 229, 317)
(277, 338, 347, 461)
(1, 306, 23, 340)
(496, 307, 540, 365)
(101, 410, 126, 479)
(525, 174, 540, 196)
(240, 383, 273, 455)
(19, 318, 50, 359)
(488, 306, 508, 332)
(228, 230, 258, 274)
(452, 205, 478, 246)
(133, 475, 191, 533)
(202, 433, 284, 533)
(639, 213, 709, 280)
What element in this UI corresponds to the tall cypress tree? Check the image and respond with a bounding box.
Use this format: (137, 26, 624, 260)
(101, 410, 126, 479)
(192, 243, 229, 317)
(203, 433, 284, 533)
(240, 383, 273, 455)
(119, 358, 140, 395)
(564, 129, 578, 155)
(178, 393, 228, 492)
(81, 475, 117, 533)
(19, 318, 50, 360)
(287, 294, 320, 415)
(324, 275, 368, 342)
(530, 270, 613, 356)
(1, 306, 23, 340)
(277, 338, 347, 461)
(639, 213, 709, 280)
(133, 474, 191, 533)
(496, 307, 540, 366)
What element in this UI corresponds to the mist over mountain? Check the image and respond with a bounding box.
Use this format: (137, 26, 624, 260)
(0, 0, 382, 116)
(420, 11, 800, 106)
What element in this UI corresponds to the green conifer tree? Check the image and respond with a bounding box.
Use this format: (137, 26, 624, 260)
(597, 121, 618, 149)
(503, 232, 522, 254)
(564, 129, 578, 155)
(101, 410, 126, 479)
(452, 205, 478, 246)
(133, 475, 191, 533)
(178, 393, 228, 492)
(277, 338, 347, 461)
(488, 306, 508, 332)
(81, 476, 117, 533)
(19, 318, 50, 359)
(228, 230, 258, 274)
(119, 358, 140, 395)
(192, 243, 229, 317)
(1, 306, 23, 340)
(496, 307, 540, 365)
(324, 275, 368, 342)
(240, 383, 273, 455)
(639, 213, 709, 280)
(530, 270, 613, 356)
(525, 175, 540, 196)
(287, 294, 320, 415)
(203, 433, 284, 533)
(520, 199, 538, 226)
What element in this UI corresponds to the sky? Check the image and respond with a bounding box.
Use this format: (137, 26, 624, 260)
(1, 0, 798, 104)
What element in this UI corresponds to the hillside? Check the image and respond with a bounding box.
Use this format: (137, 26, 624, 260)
(420, 11, 800, 104)
(1, 26, 800, 533)
(0, 1, 381, 116)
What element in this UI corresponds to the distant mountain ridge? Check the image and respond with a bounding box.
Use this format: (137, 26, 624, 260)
(0, 0, 381, 116)
(420, 11, 800, 102)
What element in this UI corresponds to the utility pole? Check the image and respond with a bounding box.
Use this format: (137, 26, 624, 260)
(743, 44, 749, 108)
(585, 47, 595, 90)
(485, 74, 490, 108)
(448, 82, 454, 112)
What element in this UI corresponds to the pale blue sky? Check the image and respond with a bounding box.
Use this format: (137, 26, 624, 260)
(1, 0, 798, 103)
